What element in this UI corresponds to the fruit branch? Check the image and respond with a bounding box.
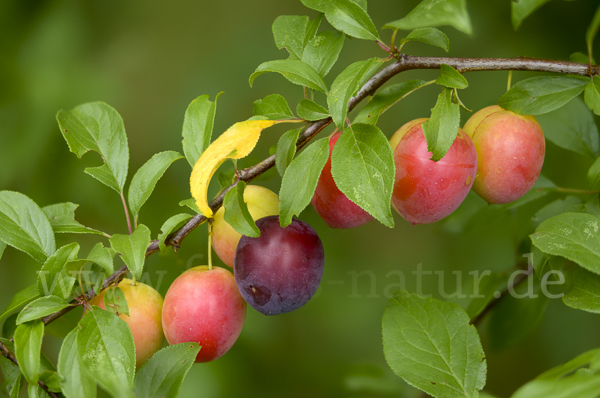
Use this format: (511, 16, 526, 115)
(0, 340, 62, 398)
(5, 54, 596, 364)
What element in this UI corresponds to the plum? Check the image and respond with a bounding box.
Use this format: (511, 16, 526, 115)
(390, 119, 477, 224)
(212, 185, 280, 267)
(234, 216, 324, 315)
(463, 105, 545, 204)
(91, 278, 164, 367)
(162, 266, 246, 362)
(311, 131, 373, 228)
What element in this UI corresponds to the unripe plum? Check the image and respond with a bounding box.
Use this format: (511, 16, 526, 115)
(234, 216, 325, 315)
(91, 279, 164, 367)
(390, 120, 477, 224)
(463, 105, 545, 204)
(311, 131, 373, 229)
(162, 266, 246, 363)
(212, 185, 279, 267)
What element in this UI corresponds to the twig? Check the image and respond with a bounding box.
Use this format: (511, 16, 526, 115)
(470, 264, 534, 327)
(0, 340, 62, 398)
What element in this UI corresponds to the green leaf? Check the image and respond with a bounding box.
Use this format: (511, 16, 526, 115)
(58, 329, 96, 398)
(354, 80, 428, 125)
(0, 285, 40, 324)
(304, 14, 323, 48)
(435, 64, 468, 89)
(563, 267, 600, 314)
(87, 243, 116, 275)
(14, 320, 44, 384)
(43, 203, 106, 236)
(331, 124, 395, 228)
(77, 309, 135, 398)
(537, 97, 599, 159)
(532, 196, 584, 226)
(498, 76, 587, 116)
(0, 241, 5, 261)
(275, 129, 301, 177)
(157, 213, 192, 252)
(253, 94, 295, 120)
(422, 88, 460, 161)
(109, 224, 151, 281)
(127, 151, 184, 219)
(489, 279, 549, 350)
(0, 191, 56, 263)
(279, 137, 329, 227)
(401, 27, 449, 51)
(384, 0, 472, 35)
(300, 0, 379, 41)
(16, 296, 70, 325)
(56, 102, 129, 193)
(296, 99, 330, 121)
(272, 15, 310, 59)
(511, 0, 552, 29)
(588, 157, 600, 190)
(571, 52, 594, 65)
(584, 76, 600, 116)
(586, 4, 600, 64)
(38, 370, 62, 392)
(512, 372, 600, 398)
(223, 182, 260, 238)
(382, 292, 486, 398)
(531, 212, 600, 275)
(0, 353, 23, 398)
(178, 198, 201, 214)
(301, 31, 345, 77)
(133, 343, 201, 398)
(37, 243, 79, 299)
(249, 59, 328, 92)
(182, 93, 222, 168)
(104, 287, 129, 316)
(537, 348, 600, 381)
(328, 58, 379, 128)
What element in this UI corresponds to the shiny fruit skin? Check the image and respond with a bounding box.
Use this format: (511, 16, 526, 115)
(311, 131, 373, 229)
(162, 266, 246, 363)
(212, 185, 280, 267)
(390, 121, 477, 224)
(463, 105, 545, 204)
(234, 216, 325, 315)
(91, 278, 164, 367)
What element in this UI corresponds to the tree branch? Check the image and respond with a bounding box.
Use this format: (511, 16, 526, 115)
(3, 54, 595, 369)
(0, 340, 62, 398)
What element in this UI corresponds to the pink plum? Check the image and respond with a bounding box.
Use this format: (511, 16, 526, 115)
(390, 120, 477, 224)
(91, 279, 164, 367)
(162, 266, 246, 363)
(212, 185, 279, 267)
(463, 105, 545, 204)
(311, 131, 373, 228)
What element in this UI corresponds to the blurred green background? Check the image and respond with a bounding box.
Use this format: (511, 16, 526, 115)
(1, 0, 600, 397)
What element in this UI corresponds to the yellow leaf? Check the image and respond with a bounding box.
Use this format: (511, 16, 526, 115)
(190, 119, 279, 218)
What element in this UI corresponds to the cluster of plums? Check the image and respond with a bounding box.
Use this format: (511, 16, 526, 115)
(91, 105, 545, 365)
(314, 105, 545, 226)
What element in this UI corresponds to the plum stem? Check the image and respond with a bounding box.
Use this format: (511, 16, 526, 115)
(506, 70, 513, 91)
(208, 220, 214, 270)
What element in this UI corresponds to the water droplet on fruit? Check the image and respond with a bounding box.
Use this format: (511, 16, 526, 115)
(466, 176, 472, 185)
